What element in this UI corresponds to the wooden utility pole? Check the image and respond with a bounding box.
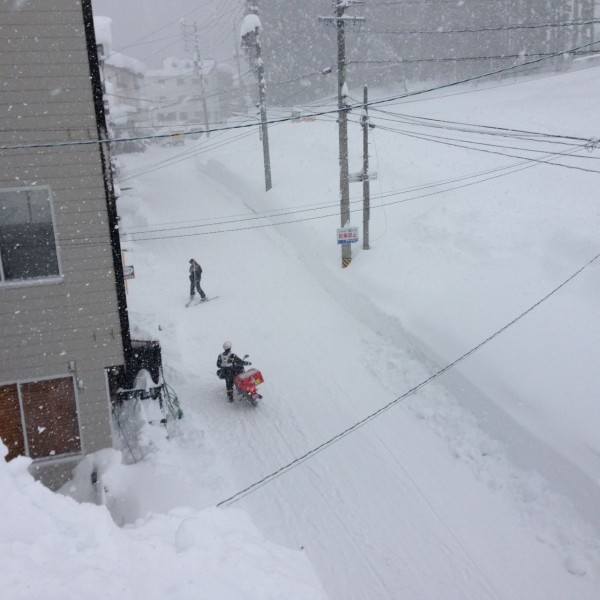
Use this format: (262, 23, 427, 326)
(361, 85, 370, 250)
(320, 2, 365, 267)
(233, 22, 246, 111)
(337, 1, 351, 267)
(242, 1, 271, 191)
(256, 27, 272, 191)
(182, 20, 210, 137)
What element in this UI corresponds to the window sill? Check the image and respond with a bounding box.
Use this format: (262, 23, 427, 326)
(0, 275, 64, 290)
(31, 451, 82, 465)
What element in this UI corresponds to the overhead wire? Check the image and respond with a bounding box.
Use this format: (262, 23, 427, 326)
(363, 107, 594, 144)
(364, 121, 600, 174)
(57, 140, 582, 248)
(358, 18, 600, 36)
(118, 128, 260, 182)
(3, 36, 599, 151)
(343, 106, 600, 158)
(348, 51, 588, 65)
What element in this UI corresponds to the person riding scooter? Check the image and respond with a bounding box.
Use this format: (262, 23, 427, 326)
(216, 341, 251, 402)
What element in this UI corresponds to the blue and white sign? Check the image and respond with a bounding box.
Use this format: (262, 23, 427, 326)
(337, 226, 359, 244)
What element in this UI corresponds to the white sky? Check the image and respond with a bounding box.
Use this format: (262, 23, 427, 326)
(92, 0, 243, 67)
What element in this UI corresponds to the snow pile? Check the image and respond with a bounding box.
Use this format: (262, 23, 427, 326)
(93, 16, 112, 55)
(105, 51, 146, 76)
(0, 441, 328, 600)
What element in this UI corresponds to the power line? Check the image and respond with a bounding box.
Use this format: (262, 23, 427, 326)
(117, 133, 598, 238)
(353, 110, 600, 154)
(367, 122, 600, 175)
(2, 37, 599, 151)
(58, 141, 586, 247)
(118, 127, 260, 182)
(121, 151, 539, 233)
(364, 107, 594, 144)
(359, 18, 600, 36)
(348, 51, 582, 65)
(216, 248, 600, 507)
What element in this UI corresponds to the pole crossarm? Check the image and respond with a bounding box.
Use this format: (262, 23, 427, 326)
(319, 16, 366, 24)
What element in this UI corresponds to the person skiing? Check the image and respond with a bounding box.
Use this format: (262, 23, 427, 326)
(188, 258, 206, 303)
(216, 341, 251, 402)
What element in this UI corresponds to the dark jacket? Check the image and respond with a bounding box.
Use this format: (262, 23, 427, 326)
(189, 261, 202, 282)
(217, 350, 249, 377)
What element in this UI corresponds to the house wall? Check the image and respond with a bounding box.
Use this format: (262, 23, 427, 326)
(0, 0, 125, 488)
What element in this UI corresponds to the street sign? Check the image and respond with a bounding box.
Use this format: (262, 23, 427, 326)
(337, 226, 359, 244)
(123, 265, 135, 280)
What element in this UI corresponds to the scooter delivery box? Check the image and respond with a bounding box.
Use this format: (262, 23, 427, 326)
(234, 368, 264, 393)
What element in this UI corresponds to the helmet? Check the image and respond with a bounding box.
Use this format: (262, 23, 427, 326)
(223, 341, 232, 350)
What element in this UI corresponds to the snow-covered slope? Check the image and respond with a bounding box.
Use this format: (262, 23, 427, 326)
(0, 443, 328, 600)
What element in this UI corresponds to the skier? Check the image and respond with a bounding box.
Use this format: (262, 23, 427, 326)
(216, 341, 251, 402)
(188, 258, 206, 304)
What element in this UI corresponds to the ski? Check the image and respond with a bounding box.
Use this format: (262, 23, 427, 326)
(185, 296, 219, 307)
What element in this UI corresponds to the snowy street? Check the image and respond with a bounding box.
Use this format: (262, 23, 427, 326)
(116, 66, 600, 600)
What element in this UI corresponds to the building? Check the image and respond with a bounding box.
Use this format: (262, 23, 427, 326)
(93, 17, 236, 139)
(0, 0, 132, 489)
(143, 57, 234, 131)
(94, 17, 147, 142)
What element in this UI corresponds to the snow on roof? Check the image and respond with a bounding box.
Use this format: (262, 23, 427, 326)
(105, 51, 146, 76)
(93, 16, 112, 54)
(241, 13, 261, 38)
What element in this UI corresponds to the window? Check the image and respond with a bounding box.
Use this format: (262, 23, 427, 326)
(0, 187, 60, 283)
(177, 78, 184, 86)
(0, 377, 81, 461)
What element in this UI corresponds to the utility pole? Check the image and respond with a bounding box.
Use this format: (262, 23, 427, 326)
(241, 1, 272, 191)
(320, 1, 365, 268)
(233, 22, 247, 112)
(182, 20, 210, 137)
(361, 85, 370, 250)
(337, 1, 351, 267)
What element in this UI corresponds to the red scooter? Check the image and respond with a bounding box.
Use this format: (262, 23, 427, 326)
(233, 357, 264, 407)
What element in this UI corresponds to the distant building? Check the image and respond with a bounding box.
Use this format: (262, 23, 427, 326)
(0, 0, 132, 489)
(94, 18, 234, 140)
(94, 16, 146, 142)
(144, 56, 234, 131)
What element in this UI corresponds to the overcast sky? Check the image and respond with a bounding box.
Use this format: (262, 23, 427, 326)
(92, 0, 245, 68)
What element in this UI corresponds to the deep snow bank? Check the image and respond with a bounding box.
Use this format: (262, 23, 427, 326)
(0, 442, 328, 600)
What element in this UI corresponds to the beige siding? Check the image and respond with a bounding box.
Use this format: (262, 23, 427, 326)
(0, 72, 93, 94)
(0, 0, 126, 484)
(0, 3, 85, 26)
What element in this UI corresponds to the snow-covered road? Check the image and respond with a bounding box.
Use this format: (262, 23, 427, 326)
(119, 106, 600, 598)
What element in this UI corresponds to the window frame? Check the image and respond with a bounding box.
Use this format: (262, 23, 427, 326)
(0, 185, 62, 287)
(0, 374, 83, 463)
